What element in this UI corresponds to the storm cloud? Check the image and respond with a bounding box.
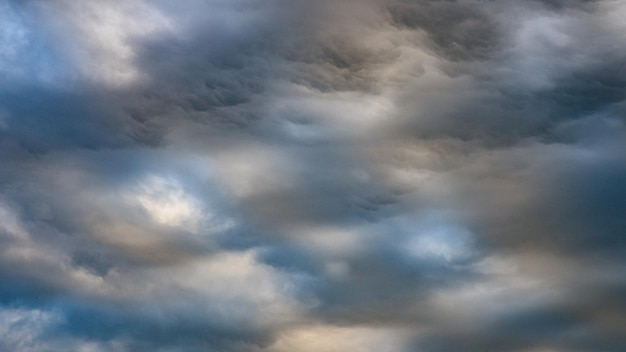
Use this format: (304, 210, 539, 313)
(1, 0, 625, 351)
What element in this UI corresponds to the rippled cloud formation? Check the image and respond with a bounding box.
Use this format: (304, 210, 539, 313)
(1, 1, 625, 351)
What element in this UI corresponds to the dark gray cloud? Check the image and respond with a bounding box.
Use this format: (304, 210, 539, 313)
(0, 0, 625, 351)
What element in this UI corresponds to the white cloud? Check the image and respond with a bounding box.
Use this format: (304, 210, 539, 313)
(42, 0, 174, 86)
(405, 224, 473, 263)
(292, 226, 367, 256)
(269, 324, 410, 352)
(0, 308, 58, 352)
(0, 1, 28, 73)
(94, 250, 308, 329)
(0, 1, 60, 84)
(0, 307, 121, 352)
(212, 144, 296, 199)
(131, 175, 203, 231)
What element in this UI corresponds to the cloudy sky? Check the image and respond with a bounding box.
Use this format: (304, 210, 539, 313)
(1, 0, 625, 351)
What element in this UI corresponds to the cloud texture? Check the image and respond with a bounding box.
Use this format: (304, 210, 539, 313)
(1, 0, 625, 351)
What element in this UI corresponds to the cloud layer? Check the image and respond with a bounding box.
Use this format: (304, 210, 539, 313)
(1, 0, 625, 351)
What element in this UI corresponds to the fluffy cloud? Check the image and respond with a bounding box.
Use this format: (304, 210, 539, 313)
(0, 0, 624, 351)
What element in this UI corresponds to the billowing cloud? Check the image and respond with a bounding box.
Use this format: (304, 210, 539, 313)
(1, 0, 625, 351)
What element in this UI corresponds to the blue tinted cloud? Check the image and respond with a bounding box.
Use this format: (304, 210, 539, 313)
(1, 0, 625, 351)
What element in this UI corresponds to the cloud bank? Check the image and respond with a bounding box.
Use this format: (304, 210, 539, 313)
(1, 0, 625, 351)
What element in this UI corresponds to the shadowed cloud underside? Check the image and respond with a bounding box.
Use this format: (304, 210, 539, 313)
(0, 0, 625, 351)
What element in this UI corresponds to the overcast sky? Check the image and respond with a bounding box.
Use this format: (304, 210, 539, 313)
(1, 0, 625, 351)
